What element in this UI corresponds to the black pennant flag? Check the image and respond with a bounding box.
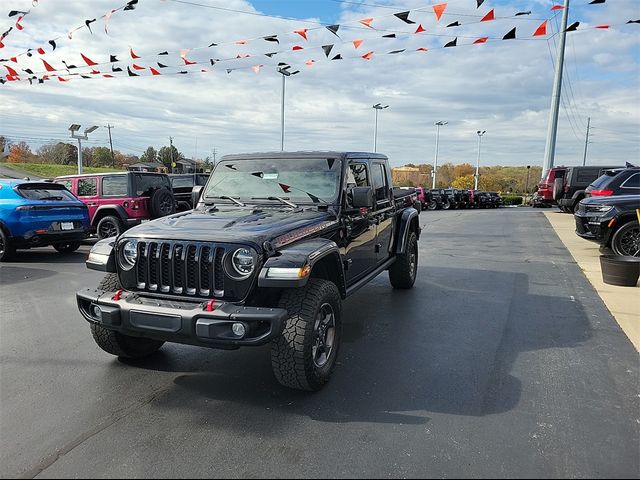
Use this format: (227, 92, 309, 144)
(627, 19, 640, 24)
(23, 68, 33, 74)
(158, 51, 169, 55)
(503, 27, 517, 40)
(210, 59, 216, 65)
(515, 11, 531, 16)
(383, 33, 396, 38)
(81, 75, 91, 79)
(331, 54, 343, 60)
(476, 0, 485, 7)
(444, 38, 457, 48)
(226, 69, 234, 74)
(565, 22, 580, 32)
(157, 62, 168, 68)
(208, 42, 218, 47)
(447, 21, 461, 27)
(394, 11, 415, 24)
(388, 49, 405, 54)
(8, 10, 28, 17)
(110, 55, 118, 62)
(124, 0, 139, 11)
(326, 24, 340, 37)
(263, 35, 279, 44)
(127, 66, 139, 76)
(2, 27, 13, 39)
(322, 44, 334, 57)
(112, 65, 123, 72)
(264, 52, 278, 57)
(62, 61, 77, 70)
(178, 71, 188, 74)
(589, 0, 606, 4)
(85, 19, 96, 33)
(48, 40, 57, 51)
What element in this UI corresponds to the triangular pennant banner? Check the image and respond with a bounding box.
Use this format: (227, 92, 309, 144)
(415, 24, 426, 33)
(503, 27, 517, 40)
(322, 45, 334, 57)
(37, 47, 45, 55)
(4, 65, 18, 76)
(49, 40, 56, 51)
(476, 0, 485, 7)
(394, 11, 415, 24)
(447, 21, 461, 27)
(416, 47, 428, 52)
(292, 45, 304, 51)
(112, 65, 122, 72)
(595, 24, 609, 29)
(263, 35, 279, 44)
(362, 51, 374, 60)
(130, 47, 140, 59)
(85, 18, 96, 34)
(127, 67, 138, 76)
(565, 22, 580, 32)
(551, 5, 565, 11)
(533, 20, 547, 37)
(326, 25, 340, 37)
(104, 9, 116, 34)
(383, 34, 396, 38)
(305, 60, 315, 67)
(516, 11, 532, 16)
(331, 54, 342, 60)
(81, 53, 97, 66)
(294, 29, 308, 40)
(279, 183, 291, 193)
(481, 9, 495, 22)
(158, 51, 169, 55)
(444, 38, 457, 47)
(359, 18, 374, 29)
(388, 49, 405, 54)
(157, 62, 168, 68)
(42, 59, 56, 72)
(627, 19, 640, 23)
(124, 0, 139, 11)
(474, 37, 489, 44)
(433, 3, 447, 22)
(110, 55, 118, 63)
(132, 63, 145, 70)
(589, 0, 605, 4)
(353, 39, 364, 49)
(264, 52, 277, 57)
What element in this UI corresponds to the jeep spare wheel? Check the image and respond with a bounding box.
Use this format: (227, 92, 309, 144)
(150, 188, 176, 219)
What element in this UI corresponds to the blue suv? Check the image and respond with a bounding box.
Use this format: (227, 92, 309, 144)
(0, 179, 91, 261)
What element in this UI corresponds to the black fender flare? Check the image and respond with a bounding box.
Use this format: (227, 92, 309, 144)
(92, 205, 128, 226)
(571, 190, 586, 200)
(258, 238, 347, 298)
(394, 207, 421, 254)
(86, 237, 117, 272)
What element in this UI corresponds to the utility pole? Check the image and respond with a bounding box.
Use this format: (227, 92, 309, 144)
(525, 165, 531, 196)
(372, 104, 389, 153)
(582, 117, 591, 166)
(432, 121, 447, 189)
(104, 124, 115, 168)
(474, 130, 486, 191)
(169, 136, 174, 173)
(542, 0, 570, 180)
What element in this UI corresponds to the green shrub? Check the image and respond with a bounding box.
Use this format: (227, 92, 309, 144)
(502, 195, 523, 206)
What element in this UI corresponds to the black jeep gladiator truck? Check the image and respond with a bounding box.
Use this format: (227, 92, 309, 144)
(78, 152, 421, 391)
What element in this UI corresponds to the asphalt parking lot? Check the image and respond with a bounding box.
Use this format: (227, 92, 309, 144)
(1, 208, 637, 478)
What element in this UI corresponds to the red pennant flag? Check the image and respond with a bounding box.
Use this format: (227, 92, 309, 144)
(474, 37, 489, 44)
(235, 54, 251, 59)
(416, 47, 428, 52)
(595, 24, 610, 29)
(279, 183, 291, 193)
(10, 57, 17, 63)
(481, 9, 495, 22)
(103, 74, 114, 78)
(130, 47, 140, 59)
(294, 29, 308, 40)
(433, 3, 447, 22)
(0, 39, 4, 49)
(37, 47, 45, 55)
(81, 53, 98, 66)
(359, 18, 374, 28)
(57, 77, 69, 82)
(551, 5, 565, 10)
(180, 49, 197, 65)
(16, 16, 24, 31)
(42, 59, 56, 72)
(305, 59, 315, 67)
(235, 39, 248, 45)
(132, 63, 145, 70)
(4, 65, 18, 76)
(362, 51, 374, 60)
(353, 39, 364, 49)
(90, 69, 101, 75)
(533, 20, 547, 37)
(415, 24, 426, 33)
(150, 67, 161, 75)
(292, 45, 304, 51)
(252, 64, 263, 73)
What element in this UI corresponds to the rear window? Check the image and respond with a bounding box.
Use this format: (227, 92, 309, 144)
(16, 184, 77, 201)
(133, 174, 170, 196)
(102, 175, 129, 197)
(576, 168, 600, 183)
(171, 176, 194, 189)
(590, 172, 617, 189)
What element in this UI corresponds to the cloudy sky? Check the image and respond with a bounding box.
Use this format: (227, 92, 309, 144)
(1, 0, 638, 168)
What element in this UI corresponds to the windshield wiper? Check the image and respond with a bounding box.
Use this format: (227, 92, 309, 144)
(207, 195, 245, 207)
(41, 196, 64, 201)
(252, 196, 298, 208)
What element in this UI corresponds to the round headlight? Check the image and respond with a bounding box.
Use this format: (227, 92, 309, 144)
(119, 239, 138, 270)
(231, 248, 255, 278)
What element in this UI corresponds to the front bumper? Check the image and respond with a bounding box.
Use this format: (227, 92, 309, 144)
(574, 214, 612, 244)
(77, 288, 288, 349)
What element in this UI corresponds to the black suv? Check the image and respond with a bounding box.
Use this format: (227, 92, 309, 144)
(585, 167, 640, 199)
(170, 173, 209, 211)
(77, 152, 421, 391)
(575, 195, 640, 256)
(555, 165, 624, 213)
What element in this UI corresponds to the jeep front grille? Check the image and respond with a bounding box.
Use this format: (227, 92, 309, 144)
(135, 241, 226, 297)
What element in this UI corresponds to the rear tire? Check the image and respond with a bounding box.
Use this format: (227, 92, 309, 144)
(442, 199, 451, 210)
(271, 279, 342, 391)
(389, 231, 418, 289)
(427, 200, 437, 211)
(0, 228, 14, 262)
(53, 242, 81, 253)
(96, 215, 123, 240)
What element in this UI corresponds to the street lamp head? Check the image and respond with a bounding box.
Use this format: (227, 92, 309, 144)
(277, 66, 292, 76)
(84, 125, 99, 134)
(373, 103, 389, 110)
(435, 121, 447, 126)
(69, 124, 81, 132)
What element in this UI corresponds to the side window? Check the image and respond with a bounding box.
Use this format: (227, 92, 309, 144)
(102, 176, 129, 197)
(346, 163, 369, 208)
(56, 180, 73, 192)
(621, 173, 640, 189)
(77, 178, 97, 197)
(371, 163, 389, 202)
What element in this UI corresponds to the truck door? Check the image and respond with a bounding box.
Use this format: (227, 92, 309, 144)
(77, 177, 99, 222)
(371, 162, 394, 264)
(342, 162, 377, 283)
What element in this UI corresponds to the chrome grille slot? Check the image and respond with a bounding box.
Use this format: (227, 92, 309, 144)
(132, 240, 228, 298)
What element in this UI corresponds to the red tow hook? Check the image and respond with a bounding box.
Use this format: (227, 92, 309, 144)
(113, 289, 124, 301)
(205, 299, 216, 312)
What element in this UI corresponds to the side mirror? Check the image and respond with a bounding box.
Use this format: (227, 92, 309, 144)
(191, 185, 204, 207)
(351, 186, 374, 209)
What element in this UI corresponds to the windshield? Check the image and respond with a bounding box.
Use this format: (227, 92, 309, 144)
(171, 176, 194, 189)
(203, 157, 342, 204)
(16, 184, 77, 201)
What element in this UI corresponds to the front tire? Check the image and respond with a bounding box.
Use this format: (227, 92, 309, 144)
(53, 242, 81, 253)
(611, 221, 640, 257)
(271, 279, 342, 391)
(389, 231, 418, 289)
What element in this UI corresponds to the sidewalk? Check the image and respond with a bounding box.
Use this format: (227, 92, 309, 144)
(545, 211, 639, 351)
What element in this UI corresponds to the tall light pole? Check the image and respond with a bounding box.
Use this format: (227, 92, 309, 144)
(542, 0, 570, 180)
(69, 125, 99, 174)
(432, 121, 447, 189)
(372, 103, 389, 153)
(525, 165, 532, 196)
(474, 130, 486, 190)
(278, 66, 299, 152)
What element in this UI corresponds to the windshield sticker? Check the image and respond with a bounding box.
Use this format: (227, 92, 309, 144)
(327, 158, 335, 169)
(263, 173, 278, 180)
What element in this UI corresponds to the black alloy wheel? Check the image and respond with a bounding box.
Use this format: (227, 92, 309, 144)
(612, 222, 640, 257)
(313, 303, 337, 369)
(97, 216, 122, 240)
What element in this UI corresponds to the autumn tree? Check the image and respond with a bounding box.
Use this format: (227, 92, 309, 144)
(8, 142, 34, 163)
(37, 142, 77, 165)
(452, 175, 475, 190)
(453, 163, 474, 178)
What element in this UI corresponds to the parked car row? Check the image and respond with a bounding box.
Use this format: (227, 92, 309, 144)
(0, 172, 210, 261)
(413, 187, 504, 211)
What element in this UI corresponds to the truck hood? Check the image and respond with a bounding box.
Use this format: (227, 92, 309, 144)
(122, 206, 339, 249)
